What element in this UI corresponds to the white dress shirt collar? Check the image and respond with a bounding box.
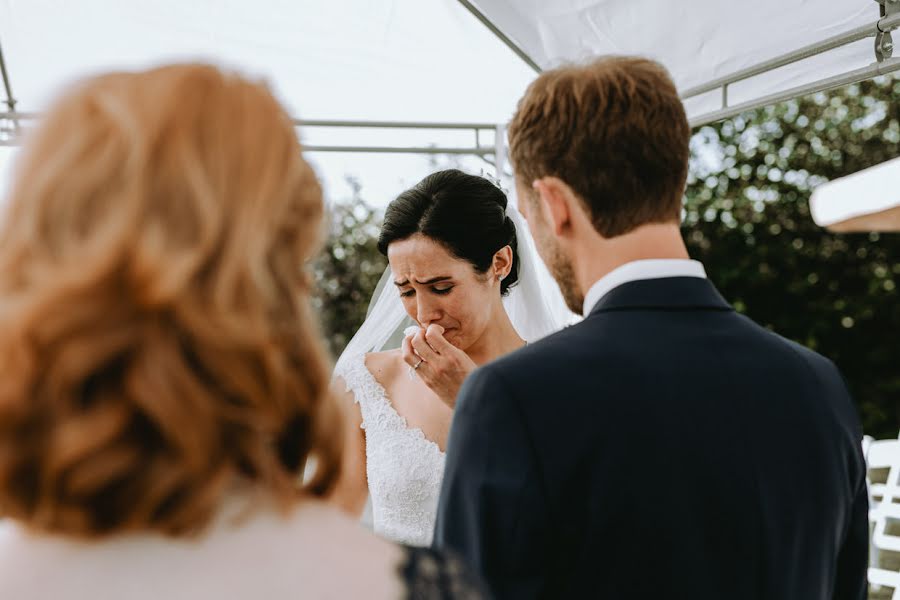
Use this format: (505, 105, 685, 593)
(582, 259, 707, 316)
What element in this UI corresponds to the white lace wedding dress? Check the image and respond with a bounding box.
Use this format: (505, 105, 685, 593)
(336, 353, 446, 547)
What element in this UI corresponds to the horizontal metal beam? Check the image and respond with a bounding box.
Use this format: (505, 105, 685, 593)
(0, 114, 497, 131)
(1, 111, 45, 120)
(0, 113, 499, 156)
(456, 0, 542, 73)
(296, 119, 498, 156)
(295, 118, 498, 130)
(304, 145, 493, 155)
(0, 137, 497, 156)
(690, 57, 900, 128)
(683, 12, 900, 100)
(0, 137, 496, 157)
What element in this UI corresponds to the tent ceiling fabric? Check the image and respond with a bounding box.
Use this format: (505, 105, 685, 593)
(0, 0, 534, 123)
(468, 0, 895, 124)
(1, 1, 896, 127)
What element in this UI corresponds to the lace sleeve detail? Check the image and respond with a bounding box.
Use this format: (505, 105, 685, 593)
(399, 546, 488, 600)
(333, 353, 369, 404)
(332, 353, 394, 433)
(334, 353, 447, 547)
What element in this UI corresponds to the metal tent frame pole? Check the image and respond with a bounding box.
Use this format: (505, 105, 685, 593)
(459, 2, 900, 128)
(2, 4, 898, 146)
(456, 0, 541, 73)
(294, 119, 498, 156)
(689, 58, 900, 128)
(687, 11, 900, 127)
(0, 40, 20, 139)
(303, 145, 494, 155)
(0, 44, 16, 113)
(0, 111, 502, 158)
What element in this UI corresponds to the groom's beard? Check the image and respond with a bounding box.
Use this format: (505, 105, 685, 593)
(535, 229, 583, 314)
(549, 250, 582, 314)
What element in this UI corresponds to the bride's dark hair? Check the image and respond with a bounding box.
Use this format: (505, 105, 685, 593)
(378, 169, 519, 296)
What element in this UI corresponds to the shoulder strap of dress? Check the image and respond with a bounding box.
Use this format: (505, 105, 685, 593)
(334, 353, 370, 401)
(333, 354, 397, 431)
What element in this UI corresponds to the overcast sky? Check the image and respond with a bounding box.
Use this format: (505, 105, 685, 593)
(0, 0, 536, 209)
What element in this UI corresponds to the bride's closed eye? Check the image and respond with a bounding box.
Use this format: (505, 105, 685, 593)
(400, 286, 454, 298)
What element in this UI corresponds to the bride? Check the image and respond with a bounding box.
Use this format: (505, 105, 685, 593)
(330, 169, 572, 546)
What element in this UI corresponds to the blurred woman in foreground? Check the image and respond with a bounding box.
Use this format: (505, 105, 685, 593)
(0, 64, 484, 600)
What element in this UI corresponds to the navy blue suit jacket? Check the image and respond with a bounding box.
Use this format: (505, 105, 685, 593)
(433, 276, 867, 600)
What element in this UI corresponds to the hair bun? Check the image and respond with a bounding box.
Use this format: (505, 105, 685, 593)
(379, 169, 520, 296)
(479, 172, 509, 210)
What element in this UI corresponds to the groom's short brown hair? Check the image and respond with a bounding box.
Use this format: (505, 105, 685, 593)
(508, 56, 690, 238)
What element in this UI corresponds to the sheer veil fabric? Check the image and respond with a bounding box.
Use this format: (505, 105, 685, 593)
(332, 177, 576, 536)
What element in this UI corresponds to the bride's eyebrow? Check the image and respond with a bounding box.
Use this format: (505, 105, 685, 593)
(393, 276, 452, 287)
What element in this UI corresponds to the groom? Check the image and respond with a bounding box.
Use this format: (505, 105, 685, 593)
(433, 56, 868, 599)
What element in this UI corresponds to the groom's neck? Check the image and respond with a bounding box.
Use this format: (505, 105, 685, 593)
(575, 222, 690, 293)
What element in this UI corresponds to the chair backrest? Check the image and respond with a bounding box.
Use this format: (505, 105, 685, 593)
(864, 436, 900, 597)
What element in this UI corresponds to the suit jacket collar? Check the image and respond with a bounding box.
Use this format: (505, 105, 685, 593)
(588, 276, 733, 316)
(581, 259, 707, 315)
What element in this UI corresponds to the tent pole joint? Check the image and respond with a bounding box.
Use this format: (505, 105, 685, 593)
(875, 0, 899, 61)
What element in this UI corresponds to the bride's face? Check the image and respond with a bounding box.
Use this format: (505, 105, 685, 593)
(388, 233, 503, 351)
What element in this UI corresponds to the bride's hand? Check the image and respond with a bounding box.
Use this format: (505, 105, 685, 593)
(402, 324, 477, 408)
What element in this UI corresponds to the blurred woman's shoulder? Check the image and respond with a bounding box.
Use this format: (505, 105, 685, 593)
(283, 501, 406, 597)
(289, 502, 489, 598)
(0, 502, 408, 600)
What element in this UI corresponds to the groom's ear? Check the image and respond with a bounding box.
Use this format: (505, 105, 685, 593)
(533, 177, 574, 237)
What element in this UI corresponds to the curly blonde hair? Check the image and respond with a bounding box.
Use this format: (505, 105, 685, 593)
(0, 64, 341, 537)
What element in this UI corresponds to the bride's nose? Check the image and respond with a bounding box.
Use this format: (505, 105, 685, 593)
(415, 295, 442, 326)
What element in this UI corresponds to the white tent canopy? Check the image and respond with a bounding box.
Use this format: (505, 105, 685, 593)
(1, 0, 898, 220)
(3, 0, 899, 140)
(466, 0, 900, 126)
(0, 0, 536, 122)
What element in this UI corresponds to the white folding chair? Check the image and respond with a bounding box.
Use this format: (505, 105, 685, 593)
(865, 435, 900, 598)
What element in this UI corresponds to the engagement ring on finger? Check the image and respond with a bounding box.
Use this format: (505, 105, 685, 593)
(408, 358, 424, 380)
(405, 326, 423, 380)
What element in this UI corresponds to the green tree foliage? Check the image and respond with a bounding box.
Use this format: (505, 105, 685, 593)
(683, 76, 900, 437)
(311, 177, 387, 357)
